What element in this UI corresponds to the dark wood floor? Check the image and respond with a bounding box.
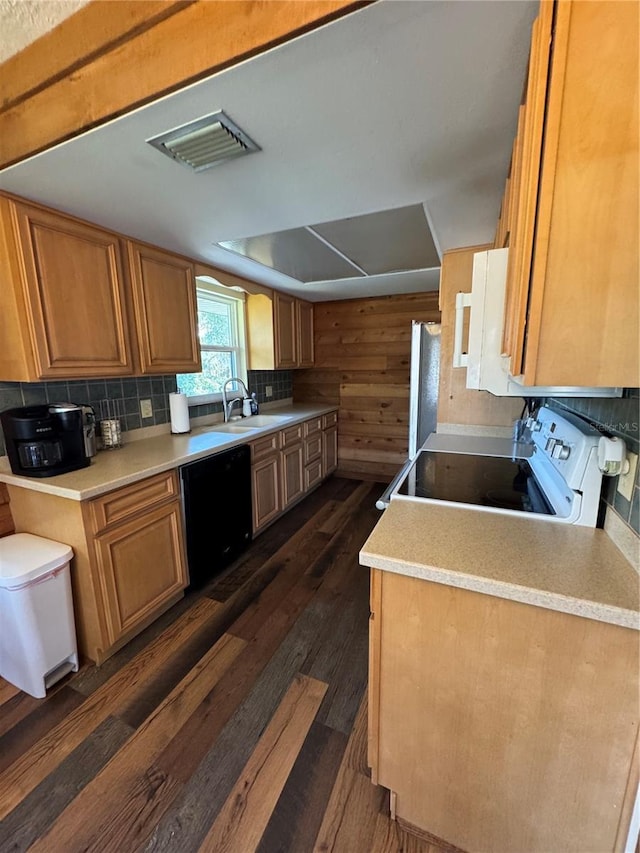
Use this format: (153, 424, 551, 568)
(0, 477, 442, 853)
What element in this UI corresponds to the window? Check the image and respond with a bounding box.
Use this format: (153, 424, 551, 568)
(177, 280, 247, 405)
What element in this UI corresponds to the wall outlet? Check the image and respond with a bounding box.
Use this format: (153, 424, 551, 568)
(265, 385, 273, 398)
(617, 451, 638, 501)
(140, 398, 153, 419)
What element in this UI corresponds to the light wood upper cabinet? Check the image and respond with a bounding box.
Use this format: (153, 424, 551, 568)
(127, 241, 201, 374)
(247, 291, 314, 370)
(0, 197, 133, 380)
(274, 291, 297, 368)
(0, 193, 201, 381)
(296, 299, 314, 368)
(502, 0, 639, 387)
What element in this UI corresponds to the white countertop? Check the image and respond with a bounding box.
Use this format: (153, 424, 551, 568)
(0, 404, 336, 501)
(360, 499, 640, 629)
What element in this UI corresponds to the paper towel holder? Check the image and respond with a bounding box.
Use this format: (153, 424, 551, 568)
(169, 390, 192, 435)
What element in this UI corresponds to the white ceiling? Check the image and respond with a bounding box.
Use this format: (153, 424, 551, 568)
(0, 0, 537, 301)
(0, 0, 88, 63)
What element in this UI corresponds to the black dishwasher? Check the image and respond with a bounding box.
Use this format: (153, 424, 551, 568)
(180, 444, 252, 588)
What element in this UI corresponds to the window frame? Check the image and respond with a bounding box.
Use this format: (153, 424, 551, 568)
(177, 279, 248, 407)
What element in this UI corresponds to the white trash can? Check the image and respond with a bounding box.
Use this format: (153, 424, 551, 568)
(0, 533, 79, 698)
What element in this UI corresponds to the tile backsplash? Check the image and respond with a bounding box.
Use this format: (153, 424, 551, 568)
(0, 370, 292, 456)
(548, 389, 640, 536)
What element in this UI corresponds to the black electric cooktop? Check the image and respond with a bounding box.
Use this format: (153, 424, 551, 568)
(397, 451, 555, 516)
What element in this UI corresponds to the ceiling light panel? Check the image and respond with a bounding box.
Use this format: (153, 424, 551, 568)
(147, 111, 260, 172)
(312, 204, 440, 275)
(219, 228, 364, 282)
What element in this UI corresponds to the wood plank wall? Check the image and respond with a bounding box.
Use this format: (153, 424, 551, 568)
(293, 293, 440, 481)
(0, 483, 15, 538)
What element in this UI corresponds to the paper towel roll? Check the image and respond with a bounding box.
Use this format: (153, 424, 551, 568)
(169, 392, 191, 434)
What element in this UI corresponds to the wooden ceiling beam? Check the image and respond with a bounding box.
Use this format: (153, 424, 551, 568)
(0, 2, 193, 114)
(0, 0, 368, 170)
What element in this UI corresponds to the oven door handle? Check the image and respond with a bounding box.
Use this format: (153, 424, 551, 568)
(453, 292, 472, 368)
(376, 456, 416, 510)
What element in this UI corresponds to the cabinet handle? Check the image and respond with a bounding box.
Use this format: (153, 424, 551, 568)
(453, 291, 472, 368)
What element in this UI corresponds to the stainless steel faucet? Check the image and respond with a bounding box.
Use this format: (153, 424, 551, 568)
(222, 377, 250, 422)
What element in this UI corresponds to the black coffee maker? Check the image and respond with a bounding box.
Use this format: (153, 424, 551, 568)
(1, 404, 91, 478)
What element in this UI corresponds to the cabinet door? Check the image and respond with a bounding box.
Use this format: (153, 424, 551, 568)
(274, 291, 297, 368)
(304, 459, 323, 492)
(304, 433, 322, 465)
(523, 0, 639, 387)
(128, 242, 200, 374)
(368, 568, 383, 785)
(502, 2, 554, 371)
(93, 501, 187, 645)
(372, 571, 639, 853)
(13, 203, 133, 378)
(252, 455, 281, 532)
(322, 425, 338, 476)
(281, 443, 304, 508)
(296, 299, 314, 368)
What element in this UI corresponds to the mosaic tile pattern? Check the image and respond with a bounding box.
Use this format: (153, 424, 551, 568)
(0, 370, 292, 456)
(548, 388, 640, 535)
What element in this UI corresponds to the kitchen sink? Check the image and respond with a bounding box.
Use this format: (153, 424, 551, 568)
(238, 414, 293, 426)
(209, 423, 259, 433)
(192, 413, 294, 436)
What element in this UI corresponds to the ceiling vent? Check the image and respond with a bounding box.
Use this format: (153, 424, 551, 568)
(147, 111, 260, 172)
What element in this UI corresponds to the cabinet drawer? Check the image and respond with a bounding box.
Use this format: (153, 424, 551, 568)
(304, 417, 322, 437)
(280, 424, 303, 448)
(304, 459, 323, 491)
(251, 433, 279, 461)
(304, 434, 322, 464)
(88, 471, 179, 532)
(322, 411, 338, 429)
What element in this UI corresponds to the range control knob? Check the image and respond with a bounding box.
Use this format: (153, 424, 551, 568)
(545, 437, 557, 453)
(551, 443, 571, 460)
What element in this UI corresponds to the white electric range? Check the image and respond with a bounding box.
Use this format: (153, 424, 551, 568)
(385, 406, 621, 527)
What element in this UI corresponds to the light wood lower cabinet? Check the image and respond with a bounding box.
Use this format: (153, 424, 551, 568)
(368, 569, 639, 853)
(322, 424, 338, 476)
(304, 458, 323, 492)
(6, 470, 188, 664)
(281, 443, 304, 509)
(92, 501, 186, 646)
(251, 411, 338, 534)
(251, 454, 281, 532)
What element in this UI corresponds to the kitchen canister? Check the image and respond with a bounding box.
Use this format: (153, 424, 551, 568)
(100, 418, 122, 449)
(98, 399, 123, 449)
(169, 391, 191, 434)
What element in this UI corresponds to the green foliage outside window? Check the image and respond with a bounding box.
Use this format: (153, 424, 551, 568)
(177, 287, 246, 399)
